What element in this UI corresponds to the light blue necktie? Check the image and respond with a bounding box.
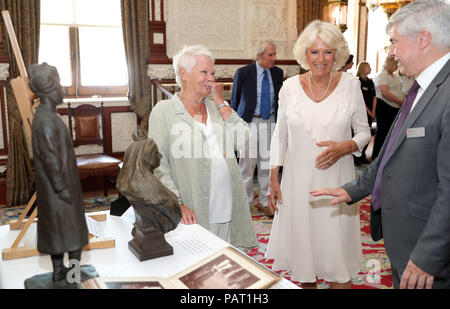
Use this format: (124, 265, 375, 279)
(260, 70, 270, 119)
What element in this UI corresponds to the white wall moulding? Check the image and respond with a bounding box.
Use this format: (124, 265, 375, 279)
(166, 0, 245, 59)
(148, 64, 300, 81)
(150, 0, 300, 81)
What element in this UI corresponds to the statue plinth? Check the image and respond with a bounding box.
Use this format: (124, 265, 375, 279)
(24, 264, 98, 289)
(128, 227, 173, 261)
(126, 196, 179, 261)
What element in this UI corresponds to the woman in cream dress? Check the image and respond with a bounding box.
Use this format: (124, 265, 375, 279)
(266, 20, 371, 289)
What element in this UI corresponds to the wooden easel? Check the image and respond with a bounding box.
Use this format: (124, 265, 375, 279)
(1, 10, 115, 261)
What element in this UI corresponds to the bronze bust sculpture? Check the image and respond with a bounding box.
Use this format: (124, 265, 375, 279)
(116, 131, 181, 261)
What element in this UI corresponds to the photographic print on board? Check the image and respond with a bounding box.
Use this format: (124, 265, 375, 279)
(179, 253, 259, 289)
(105, 281, 165, 289)
(82, 247, 281, 289)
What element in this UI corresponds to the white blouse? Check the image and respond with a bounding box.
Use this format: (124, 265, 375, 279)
(374, 70, 404, 108)
(197, 106, 233, 224)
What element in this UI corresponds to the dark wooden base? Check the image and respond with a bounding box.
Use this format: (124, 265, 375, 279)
(128, 229, 173, 261)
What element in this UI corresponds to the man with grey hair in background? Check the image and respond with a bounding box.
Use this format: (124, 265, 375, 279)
(310, 0, 450, 289)
(230, 41, 283, 216)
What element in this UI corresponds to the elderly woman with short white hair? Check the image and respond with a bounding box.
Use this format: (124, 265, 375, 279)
(148, 45, 257, 249)
(266, 20, 371, 289)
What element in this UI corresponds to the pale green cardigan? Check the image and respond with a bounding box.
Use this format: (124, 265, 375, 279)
(148, 94, 258, 249)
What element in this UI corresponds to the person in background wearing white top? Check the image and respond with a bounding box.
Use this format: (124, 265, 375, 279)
(148, 45, 257, 249)
(266, 20, 371, 289)
(372, 56, 405, 159)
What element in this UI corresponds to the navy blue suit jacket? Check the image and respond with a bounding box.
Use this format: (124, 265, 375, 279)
(230, 62, 284, 123)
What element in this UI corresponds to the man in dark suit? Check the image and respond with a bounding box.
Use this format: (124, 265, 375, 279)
(310, 0, 450, 289)
(231, 41, 283, 216)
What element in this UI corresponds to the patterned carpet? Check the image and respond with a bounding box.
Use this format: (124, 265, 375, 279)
(242, 164, 392, 289)
(244, 195, 393, 289)
(0, 180, 393, 289)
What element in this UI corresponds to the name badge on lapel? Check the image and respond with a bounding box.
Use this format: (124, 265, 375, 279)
(407, 127, 425, 138)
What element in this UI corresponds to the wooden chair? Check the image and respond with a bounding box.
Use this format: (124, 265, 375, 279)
(67, 101, 122, 196)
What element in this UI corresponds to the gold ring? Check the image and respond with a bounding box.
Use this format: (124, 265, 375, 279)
(329, 158, 333, 164)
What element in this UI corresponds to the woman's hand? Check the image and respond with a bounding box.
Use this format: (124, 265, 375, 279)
(211, 81, 232, 120)
(268, 180, 282, 214)
(367, 109, 375, 119)
(210, 82, 225, 106)
(315, 140, 355, 169)
(267, 167, 282, 214)
(179, 203, 197, 225)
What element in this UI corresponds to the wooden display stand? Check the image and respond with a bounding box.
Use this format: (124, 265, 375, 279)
(1, 10, 115, 261)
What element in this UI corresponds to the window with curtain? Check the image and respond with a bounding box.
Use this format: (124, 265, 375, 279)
(39, 0, 128, 97)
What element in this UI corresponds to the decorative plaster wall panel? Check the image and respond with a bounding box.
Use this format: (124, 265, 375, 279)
(0, 108, 3, 149)
(151, 0, 163, 21)
(167, 0, 245, 58)
(0, 64, 9, 81)
(166, 0, 297, 60)
(0, 64, 9, 152)
(111, 112, 137, 153)
(148, 64, 176, 80)
(153, 32, 164, 44)
(148, 63, 299, 81)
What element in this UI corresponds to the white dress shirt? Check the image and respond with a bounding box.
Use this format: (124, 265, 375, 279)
(412, 52, 450, 111)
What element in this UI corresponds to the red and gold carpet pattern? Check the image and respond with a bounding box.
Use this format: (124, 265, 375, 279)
(244, 195, 393, 289)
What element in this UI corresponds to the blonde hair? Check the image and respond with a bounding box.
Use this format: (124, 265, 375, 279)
(293, 20, 349, 70)
(356, 61, 370, 77)
(383, 56, 398, 73)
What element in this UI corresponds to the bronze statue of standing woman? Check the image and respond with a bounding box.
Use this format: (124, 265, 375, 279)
(29, 63, 89, 283)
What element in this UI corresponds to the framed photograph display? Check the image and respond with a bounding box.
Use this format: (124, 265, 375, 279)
(82, 277, 176, 289)
(83, 247, 281, 289)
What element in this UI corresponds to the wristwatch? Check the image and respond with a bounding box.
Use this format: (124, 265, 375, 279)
(217, 101, 230, 110)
